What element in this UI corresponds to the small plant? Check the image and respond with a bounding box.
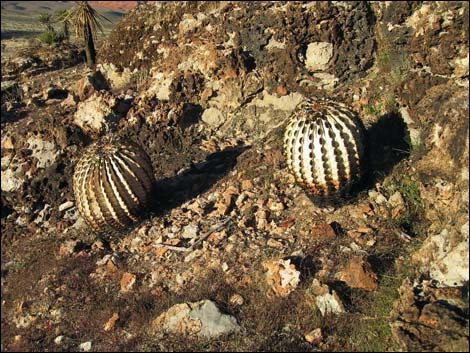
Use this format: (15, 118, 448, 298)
(38, 12, 55, 32)
(131, 68, 150, 88)
(55, 9, 71, 41)
(383, 176, 424, 235)
(38, 31, 64, 45)
(362, 102, 383, 116)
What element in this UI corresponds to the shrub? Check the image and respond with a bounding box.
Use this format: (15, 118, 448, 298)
(38, 31, 64, 45)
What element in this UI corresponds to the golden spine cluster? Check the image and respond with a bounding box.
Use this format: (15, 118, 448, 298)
(73, 137, 155, 234)
(283, 98, 366, 198)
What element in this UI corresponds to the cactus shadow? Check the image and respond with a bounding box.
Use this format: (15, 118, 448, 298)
(309, 110, 411, 207)
(351, 110, 411, 197)
(149, 145, 249, 215)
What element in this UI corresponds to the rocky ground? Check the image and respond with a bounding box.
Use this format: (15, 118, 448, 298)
(1, 2, 469, 352)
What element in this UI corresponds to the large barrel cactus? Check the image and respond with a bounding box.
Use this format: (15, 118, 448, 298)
(283, 98, 366, 198)
(73, 136, 155, 234)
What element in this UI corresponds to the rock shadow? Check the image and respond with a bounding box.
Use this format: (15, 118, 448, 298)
(149, 145, 248, 215)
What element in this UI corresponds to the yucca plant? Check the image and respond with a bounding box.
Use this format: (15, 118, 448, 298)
(65, 1, 110, 69)
(55, 9, 71, 40)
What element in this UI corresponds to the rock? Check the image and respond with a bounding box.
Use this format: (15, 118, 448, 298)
(310, 279, 345, 316)
(152, 300, 241, 338)
(263, 258, 301, 297)
(78, 341, 92, 352)
(59, 240, 80, 256)
(76, 71, 110, 101)
(103, 312, 119, 331)
(201, 107, 225, 129)
(181, 224, 199, 239)
(1, 134, 15, 150)
(61, 93, 79, 108)
(336, 255, 378, 291)
(311, 223, 337, 240)
(452, 52, 469, 78)
(228, 294, 244, 307)
(54, 335, 64, 345)
(1, 168, 25, 193)
(304, 328, 323, 345)
(120, 272, 136, 292)
(305, 42, 334, 71)
(25, 137, 59, 169)
(58, 201, 74, 212)
(1, 80, 20, 96)
(430, 240, 469, 287)
(146, 72, 174, 101)
(73, 93, 120, 135)
(389, 191, 405, 219)
(390, 279, 469, 352)
(414, 228, 469, 287)
(97, 63, 133, 90)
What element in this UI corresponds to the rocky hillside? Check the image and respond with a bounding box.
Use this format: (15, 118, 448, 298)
(1, 1, 468, 351)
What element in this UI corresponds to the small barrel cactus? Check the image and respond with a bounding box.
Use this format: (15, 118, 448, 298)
(73, 136, 155, 234)
(283, 98, 366, 198)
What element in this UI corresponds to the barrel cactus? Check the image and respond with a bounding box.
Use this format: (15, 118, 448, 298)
(283, 98, 366, 198)
(73, 136, 155, 234)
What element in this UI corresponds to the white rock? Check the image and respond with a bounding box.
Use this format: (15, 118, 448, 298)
(201, 107, 225, 128)
(54, 335, 64, 345)
(1, 168, 25, 192)
(79, 341, 92, 352)
(73, 94, 117, 135)
(305, 42, 334, 71)
(419, 228, 470, 287)
(430, 239, 469, 287)
(59, 201, 74, 212)
(252, 91, 304, 111)
(147, 72, 174, 101)
(311, 279, 345, 316)
(98, 63, 133, 90)
(182, 224, 199, 239)
(26, 137, 59, 169)
(312, 72, 338, 90)
(154, 300, 241, 338)
(265, 37, 286, 51)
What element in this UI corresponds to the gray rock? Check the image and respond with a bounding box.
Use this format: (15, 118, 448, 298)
(189, 300, 240, 338)
(305, 42, 334, 71)
(181, 224, 199, 239)
(153, 299, 241, 338)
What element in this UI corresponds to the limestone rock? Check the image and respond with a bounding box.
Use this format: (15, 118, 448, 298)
(310, 279, 345, 316)
(390, 279, 469, 352)
(336, 255, 378, 291)
(73, 93, 120, 136)
(263, 258, 301, 297)
(305, 42, 334, 71)
(152, 300, 240, 338)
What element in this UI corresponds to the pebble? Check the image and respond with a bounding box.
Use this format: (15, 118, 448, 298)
(304, 328, 323, 345)
(181, 224, 199, 239)
(79, 341, 92, 352)
(120, 272, 136, 292)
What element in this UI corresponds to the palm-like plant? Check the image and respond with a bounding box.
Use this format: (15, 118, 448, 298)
(55, 9, 71, 40)
(65, 1, 110, 69)
(38, 12, 55, 32)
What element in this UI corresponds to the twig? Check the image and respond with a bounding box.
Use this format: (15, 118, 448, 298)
(152, 217, 231, 253)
